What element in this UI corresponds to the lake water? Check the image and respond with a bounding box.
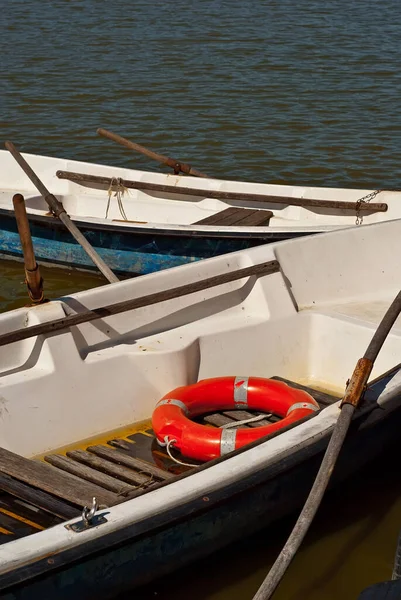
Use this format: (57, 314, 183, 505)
(2, 0, 401, 598)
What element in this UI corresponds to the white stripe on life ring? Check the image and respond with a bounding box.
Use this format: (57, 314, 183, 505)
(286, 402, 319, 416)
(233, 376, 249, 408)
(155, 398, 189, 415)
(220, 428, 237, 455)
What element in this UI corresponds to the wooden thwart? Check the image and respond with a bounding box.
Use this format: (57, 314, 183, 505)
(0, 447, 119, 508)
(195, 207, 273, 227)
(56, 169, 388, 213)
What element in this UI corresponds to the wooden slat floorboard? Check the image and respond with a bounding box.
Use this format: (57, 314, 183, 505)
(87, 445, 173, 480)
(66, 450, 149, 486)
(44, 454, 134, 495)
(0, 472, 78, 520)
(0, 447, 119, 508)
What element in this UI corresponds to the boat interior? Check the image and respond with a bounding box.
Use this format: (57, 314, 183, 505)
(0, 219, 400, 546)
(0, 379, 338, 546)
(0, 150, 398, 229)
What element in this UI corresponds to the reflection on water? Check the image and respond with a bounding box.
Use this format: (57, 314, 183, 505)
(0, 258, 104, 313)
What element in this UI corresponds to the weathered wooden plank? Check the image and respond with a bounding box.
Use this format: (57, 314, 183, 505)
(222, 410, 277, 427)
(87, 445, 174, 480)
(215, 209, 263, 226)
(0, 447, 119, 508)
(44, 454, 134, 495)
(0, 494, 61, 531)
(221, 209, 259, 226)
(0, 472, 78, 520)
(194, 207, 239, 226)
(195, 207, 273, 227)
(67, 450, 150, 486)
(234, 209, 273, 226)
(56, 170, 388, 213)
(203, 414, 234, 427)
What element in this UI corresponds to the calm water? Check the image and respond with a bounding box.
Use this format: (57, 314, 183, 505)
(2, 0, 401, 598)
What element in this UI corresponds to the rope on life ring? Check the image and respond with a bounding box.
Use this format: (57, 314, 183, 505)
(151, 376, 320, 462)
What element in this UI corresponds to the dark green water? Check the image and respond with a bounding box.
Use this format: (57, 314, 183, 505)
(2, 0, 401, 597)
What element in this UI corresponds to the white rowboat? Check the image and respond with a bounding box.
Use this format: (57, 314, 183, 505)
(0, 149, 399, 275)
(0, 219, 400, 598)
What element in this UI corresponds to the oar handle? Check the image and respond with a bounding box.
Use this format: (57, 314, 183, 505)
(12, 193, 44, 304)
(97, 128, 209, 178)
(5, 142, 119, 284)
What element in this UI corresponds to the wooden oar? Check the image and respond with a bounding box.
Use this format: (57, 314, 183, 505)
(56, 170, 388, 213)
(97, 128, 209, 178)
(0, 260, 280, 348)
(12, 193, 45, 304)
(252, 289, 401, 600)
(5, 142, 119, 284)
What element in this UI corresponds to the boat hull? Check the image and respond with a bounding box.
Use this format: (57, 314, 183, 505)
(0, 210, 307, 276)
(1, 402, 398, 600)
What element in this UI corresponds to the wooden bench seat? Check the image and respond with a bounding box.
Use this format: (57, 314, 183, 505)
(194, 207, 273, 227)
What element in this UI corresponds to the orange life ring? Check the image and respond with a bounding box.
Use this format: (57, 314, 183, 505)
(152, 376, 320, 462)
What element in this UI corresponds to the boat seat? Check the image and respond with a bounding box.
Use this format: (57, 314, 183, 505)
(194, 207, 273, 226)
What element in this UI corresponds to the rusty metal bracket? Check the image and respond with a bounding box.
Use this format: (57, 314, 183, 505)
(340, 357, 374, 407)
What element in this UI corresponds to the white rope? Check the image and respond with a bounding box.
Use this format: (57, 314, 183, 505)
(164, 437, 199, 468)
(106, 177, 129, 220)
(221, 413, 272, 429)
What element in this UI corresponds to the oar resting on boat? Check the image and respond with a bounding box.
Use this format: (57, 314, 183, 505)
(5, 141, 119, 283)
(97, 127, 209, 178)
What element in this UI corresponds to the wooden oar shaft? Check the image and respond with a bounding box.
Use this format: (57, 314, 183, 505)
(97, 128, 209, 178)
(56, 170, 388, 213)
(5, 142, 119, 284)
(253, 289, 401, 600)
(12, 193, 44, 304)
(12, 194, 37, 272)
(0, 260, 279, 348)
